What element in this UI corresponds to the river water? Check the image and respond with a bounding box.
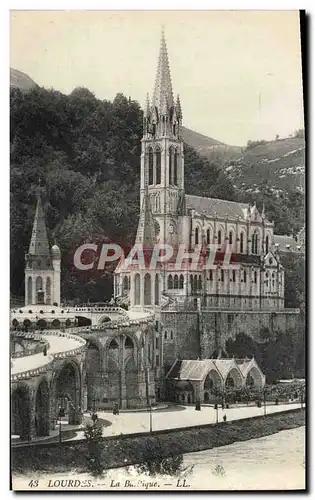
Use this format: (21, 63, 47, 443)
(13, 426, 305, 491)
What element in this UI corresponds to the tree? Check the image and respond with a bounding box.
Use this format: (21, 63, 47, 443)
(84, 415, 105, 476)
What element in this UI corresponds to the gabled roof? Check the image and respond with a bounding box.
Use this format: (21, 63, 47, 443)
(185, 194, 248, 220)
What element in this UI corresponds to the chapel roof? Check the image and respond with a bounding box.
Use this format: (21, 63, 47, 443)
(185, 194, 249, 220)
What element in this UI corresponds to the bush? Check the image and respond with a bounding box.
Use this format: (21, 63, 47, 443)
(83, 414, 105, 476)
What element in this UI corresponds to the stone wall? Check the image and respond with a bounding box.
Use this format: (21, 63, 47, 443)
(161, 308, 302, 364)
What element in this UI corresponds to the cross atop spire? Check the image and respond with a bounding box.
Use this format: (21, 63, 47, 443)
(152, 29, 174, 112)
(28, 195, 51, 256)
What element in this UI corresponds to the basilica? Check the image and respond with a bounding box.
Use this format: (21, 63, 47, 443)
(114, 31, 286, 313)
(10, 32, 303, 429)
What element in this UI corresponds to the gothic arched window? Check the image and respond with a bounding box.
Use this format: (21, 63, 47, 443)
(232, 270, 236, 282)
(168, 275, 173, 289)
(221, 269, 224, 282)
(193, 275, 198, 291)
(198, 275, 202, 290)
(229, 231, 233, 245)
(266, 235, 269, 254)
(155, 147, 161, 184)
(135, 274, 140, 305)
(243, 270, 247, 283)
(218, 230, 222, 245)
(195, 227, 199, 245)
(174, 275, 179, 289)
(148, 148, 154, 185)
(46, 277, 51, 305)
(144, 273, 151, 305)
(179, 274, 184, 289)
(240, 232, 244, 253)
(251, 233, 255, 254)
(155, 274, 159, 305)
(169, 146, 174, 185)
(206, 228, 211, 245)
(255, 234, 258, 255)
(174, 149, 178, 186)
(209, 269, 213, 281)
(254, 271, 257, 284)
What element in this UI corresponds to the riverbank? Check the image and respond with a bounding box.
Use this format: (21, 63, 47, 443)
(12, 408, 305, 474)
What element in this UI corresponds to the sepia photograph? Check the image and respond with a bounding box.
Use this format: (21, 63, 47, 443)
(9, 9, 306, 491)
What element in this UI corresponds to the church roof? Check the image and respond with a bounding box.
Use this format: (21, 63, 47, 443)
(185, 194, 249, 220)
(28, 195, 51, 256)
(152, 30, 174, 113)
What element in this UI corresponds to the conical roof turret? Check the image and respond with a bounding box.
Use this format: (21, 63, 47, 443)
(28, 195, 50, 256)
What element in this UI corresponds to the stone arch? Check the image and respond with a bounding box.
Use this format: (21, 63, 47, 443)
(195, 226, 199, 245)
(76, 316, 92, 327)
(179, 274, 184, 289)
(246, 366, 264, 389)
(148, 147, 154, 185)
(225, 367, 243, 389)
(123, 276, 129, 292)
(173, 148, 178, 185)
(53, 360, 82, 424)
(134, 273, 140, 305)
(144, 273, 151, 305)
(168, 274, 173, 289)
(98, 315, 111, 325)
(155, 145, 161, 184)
(154, 274, 159, 305)
(36, 276, 43, 291)
(240, 231, 245, 253)
(11, 384, 32, 439)
(27, 277, 32, 305)
(46, 277, 51, 305)
(35, 378, 50, 436)
(86, 339, 102, 409)
(37, 318, 47, 329)
(206, 227, 211, 245)
(52, 318, 61, 329)
(204, 369, 222, 392)
(107, 357, 120, 405)
(174, 274, 179, 289)
(169, 146, 174, 184)
(125, 356, 138, 408)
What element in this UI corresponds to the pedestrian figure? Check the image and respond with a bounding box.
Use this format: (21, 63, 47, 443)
(223, 414, 227, 423)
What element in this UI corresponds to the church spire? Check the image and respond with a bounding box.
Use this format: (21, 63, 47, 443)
(152, 29, 174, 113)
(28, 194, 50, 256)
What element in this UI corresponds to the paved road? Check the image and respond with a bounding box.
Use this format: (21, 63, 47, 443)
(69, 403, 302, 441)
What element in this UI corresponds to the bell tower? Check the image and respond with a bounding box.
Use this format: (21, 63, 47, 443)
(140, 30, 185, 245)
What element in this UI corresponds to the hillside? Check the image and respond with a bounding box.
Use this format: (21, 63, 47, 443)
(182, 126, 242, 162)
(224, 136, 305, 196)
(10, 68, 38, 91)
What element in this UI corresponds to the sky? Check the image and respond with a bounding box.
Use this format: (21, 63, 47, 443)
(10, 10, 304, 146)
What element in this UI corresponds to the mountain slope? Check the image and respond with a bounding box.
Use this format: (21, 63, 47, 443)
(224, 136, 305, 196)
(182, 126, 242, 162)
(10, 68, 38, 91)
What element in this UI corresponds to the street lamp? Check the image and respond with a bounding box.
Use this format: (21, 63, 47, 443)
(148, 402, 153, 433)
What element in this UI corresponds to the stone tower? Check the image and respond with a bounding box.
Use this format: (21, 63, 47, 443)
(25, 195, 61, 306)
(140, 30, 185, 247)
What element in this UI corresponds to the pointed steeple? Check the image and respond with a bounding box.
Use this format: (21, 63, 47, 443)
(144, 93, 150, 118)
(176, 94, 182, 119)
(135, 188, 156, 246)
(28, 195, 50, 256)
(152, 29, 174, 112)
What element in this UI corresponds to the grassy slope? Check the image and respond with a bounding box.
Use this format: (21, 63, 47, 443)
(224, 137, 305, 195)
